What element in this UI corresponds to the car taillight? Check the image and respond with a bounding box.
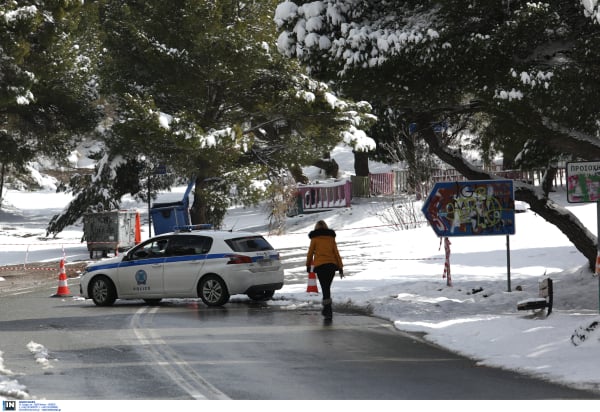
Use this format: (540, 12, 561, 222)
(227, 254, 253, 264)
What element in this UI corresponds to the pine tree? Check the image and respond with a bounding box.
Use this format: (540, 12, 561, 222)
(47, 0, 374, 234)
(275, 0, 600, 268)
(0, 1, 99, 202)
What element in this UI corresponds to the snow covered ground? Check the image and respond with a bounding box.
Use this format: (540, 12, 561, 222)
(1, 147, 600, 403)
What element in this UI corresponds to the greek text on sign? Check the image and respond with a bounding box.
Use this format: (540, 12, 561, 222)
(422, 180, 515, 237)
(567, 161, 600, 203)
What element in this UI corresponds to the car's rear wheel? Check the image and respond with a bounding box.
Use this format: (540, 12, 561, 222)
(90, 275, 117, 306)
(199, 275, 229, 307)
(247, 290, 275, 301)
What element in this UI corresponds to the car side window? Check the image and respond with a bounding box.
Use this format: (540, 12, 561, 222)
(131, 238, 169, 260)
(166, 235, 212, 257)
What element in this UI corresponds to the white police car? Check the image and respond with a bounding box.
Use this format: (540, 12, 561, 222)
(79, 229, 284, 307)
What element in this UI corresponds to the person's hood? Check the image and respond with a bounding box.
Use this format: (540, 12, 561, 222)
(308, 229, 336, 239)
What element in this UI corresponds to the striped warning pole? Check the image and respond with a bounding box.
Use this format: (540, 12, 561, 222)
(441, 237, 452, 287)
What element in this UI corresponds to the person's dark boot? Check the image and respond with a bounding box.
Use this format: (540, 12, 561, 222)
(322, 299, 332, 319)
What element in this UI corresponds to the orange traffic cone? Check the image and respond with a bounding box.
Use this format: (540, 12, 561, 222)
(307, 264, 319, 294)
(52, 258, 72, 298)
(134, 212, 141, 244)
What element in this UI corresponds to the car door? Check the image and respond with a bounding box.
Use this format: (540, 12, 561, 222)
(162, 235, 211, 296)
(117, 237, 168, 298)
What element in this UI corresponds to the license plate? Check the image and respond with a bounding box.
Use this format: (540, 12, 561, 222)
(258, 258, 272, 266)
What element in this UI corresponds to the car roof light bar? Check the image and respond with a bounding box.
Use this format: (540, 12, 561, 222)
(173, 224, 213, 232)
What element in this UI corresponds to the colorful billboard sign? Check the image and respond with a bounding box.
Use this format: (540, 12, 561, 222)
(566, 161, 600, 203)
(422, 180, 515, 237)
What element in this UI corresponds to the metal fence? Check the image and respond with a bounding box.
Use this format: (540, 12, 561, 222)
(294, 180, 352, 213)
(290, 168, 567, 214)
(422, 168, 567, 196)
(352, 171, 409, 197)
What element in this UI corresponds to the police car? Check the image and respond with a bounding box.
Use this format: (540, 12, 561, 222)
(79, 229, 284, 307)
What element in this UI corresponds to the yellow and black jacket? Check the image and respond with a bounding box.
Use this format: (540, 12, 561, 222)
(306, 229, 343, 270)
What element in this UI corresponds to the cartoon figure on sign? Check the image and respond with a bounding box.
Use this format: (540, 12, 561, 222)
(135, 269, 147, 285)
(422, 180, 515, 237)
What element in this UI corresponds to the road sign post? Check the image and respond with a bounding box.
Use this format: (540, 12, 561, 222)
(567, 161, 600, 313)
(422, 180, 516, 291)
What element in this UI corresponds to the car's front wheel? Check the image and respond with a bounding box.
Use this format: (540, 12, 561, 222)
(90, 275, 117, 306)
(199, 275, 229, 307)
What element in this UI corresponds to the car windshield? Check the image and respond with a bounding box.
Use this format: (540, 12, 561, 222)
(225, 236, 273, 252)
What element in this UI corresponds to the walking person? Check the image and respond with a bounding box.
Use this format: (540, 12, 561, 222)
(306, 220, 344, 320)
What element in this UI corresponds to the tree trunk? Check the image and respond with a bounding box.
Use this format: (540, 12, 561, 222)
(353, 150, 370, 177)
(189, 175, 226, 229)
(312, 158, 339, 178)
(289, 164, 309, 184)
(189, 176, 207, 226)
(542, 167, 557, 197)
(515, 186, 597, 270)
(416, 113, 597, 270)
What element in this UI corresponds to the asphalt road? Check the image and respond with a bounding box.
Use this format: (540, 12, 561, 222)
(1, 280, 599, 400)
